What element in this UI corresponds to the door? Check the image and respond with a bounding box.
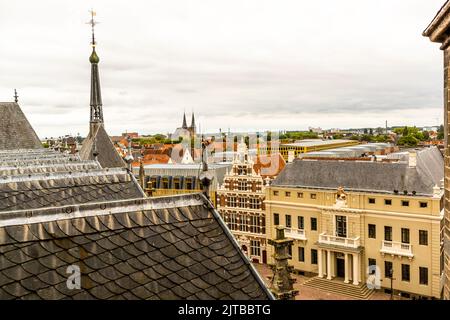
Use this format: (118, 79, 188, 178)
(336, 258, 345, 278)
(262, 250, 267, 264)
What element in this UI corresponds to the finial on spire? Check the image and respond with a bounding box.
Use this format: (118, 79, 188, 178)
(87, 9, 103, 124)
(13, 89, 18, 103)
(87, 9, 99, 48)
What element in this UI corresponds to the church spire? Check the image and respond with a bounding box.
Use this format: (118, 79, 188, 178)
(190, 112, 196, 129)
(182, 112, 188, 129)
(87, 9, 103, 123)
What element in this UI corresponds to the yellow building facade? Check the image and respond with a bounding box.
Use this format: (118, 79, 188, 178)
(258, 139, 359, 160)
(265, 148, 445, 299)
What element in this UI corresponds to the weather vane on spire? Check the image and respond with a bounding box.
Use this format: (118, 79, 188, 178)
(86, 9, 99, 48)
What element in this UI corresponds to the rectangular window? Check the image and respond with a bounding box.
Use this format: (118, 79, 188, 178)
(273, 191, 279, 196)
(385, 261, 393, 278)
(335, 215, 347, 238)
(401, 228, 410, 244)
(237, 180, 247, 191)
(288, 245, 292, 258)
(238, 197, 247, 208)
(368, 224, 376, 239)
(419, 202, 428, 208)
(368, 198, 375, 204)
(250, 240, 261, 257)
(285, 215, 292, 228)
(285, 191, 291, 197)
(274, 213, 279, 226)
(419, 230, 428, 246)
(298, 247, 305, 262)
(297, 192, 303, 198)
(298, 216, 304, 229)
(384, 199, 392, 205)
(419, 267, 428, 285)
(249, 198, 260, 209)
(310, 193, 317, 199)
(401, 264, 410, 282)
(402, 200, 409, 207)
(384, 226, 392, 241)
(311, 249, 318, 264)
(368, 258, 376, 268)
(311, 217, 317, 231)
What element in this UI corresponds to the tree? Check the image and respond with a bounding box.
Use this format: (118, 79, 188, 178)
(374, 135, 388, 142)
(402, 126, 408, 137)
(438, 125, 444, 140)
(423, 131, 430, 141)
(397, 135, 418, 147)
(369, 128, 373, 135)
(360, 134, 374, 142)
(363, 128, 368, 134)
(414, 131, 425, 141)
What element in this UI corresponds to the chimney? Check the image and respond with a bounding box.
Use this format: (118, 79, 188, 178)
(433, 184, 441, 198)
(408, 151, 417, 167)
(287, 150, 295, 163)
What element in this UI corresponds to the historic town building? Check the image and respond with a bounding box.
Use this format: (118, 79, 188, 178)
(0, 12, 272, 300)
(423, 0, 450, 300)
(171, 112, 197, 140)
(216, 139, 270, 263)
(265, 148, 444, 299)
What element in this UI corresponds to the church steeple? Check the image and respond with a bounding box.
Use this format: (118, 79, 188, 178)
(88, 9, 103, 124)
(190, 112, 196, 129)
(182, 112, 188, 129)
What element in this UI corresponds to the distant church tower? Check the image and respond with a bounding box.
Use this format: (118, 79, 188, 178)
(180, 112, 196, 137)
(79, 10, 126, 168)
(190, 112, 196, 137)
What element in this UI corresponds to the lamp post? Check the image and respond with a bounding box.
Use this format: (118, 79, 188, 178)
(389, 268, 395, 300)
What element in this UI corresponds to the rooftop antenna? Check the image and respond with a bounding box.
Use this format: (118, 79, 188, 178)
(13, 89, 18, 103)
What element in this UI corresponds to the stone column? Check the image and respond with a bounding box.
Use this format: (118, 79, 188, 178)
(352, 253, 359, 285)
(330, 252, 335, 277)
(318, 248, 323, 278)
(344, 253, 349, 284)
(327, 250, 332, 280)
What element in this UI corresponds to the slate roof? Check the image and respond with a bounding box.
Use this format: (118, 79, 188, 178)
(0, 168, 144, 212)
(0, 194, 272, 300)
(0, 102, 42, 150)
(79, 123, 126, 169)
(0, 161, 100, 176)
(272, 147, 444, 196)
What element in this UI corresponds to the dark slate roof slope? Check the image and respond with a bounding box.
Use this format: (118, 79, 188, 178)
(0, 168, 145, 212)
(80, 124, 126, 168)
(0, 194, 272, 300)
(273, 147, 443, 196)
(0, 102, 42, 150)
(0, 161, 101, 176)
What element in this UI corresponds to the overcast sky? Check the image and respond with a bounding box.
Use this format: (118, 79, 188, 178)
(0, 0, 446, 138)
